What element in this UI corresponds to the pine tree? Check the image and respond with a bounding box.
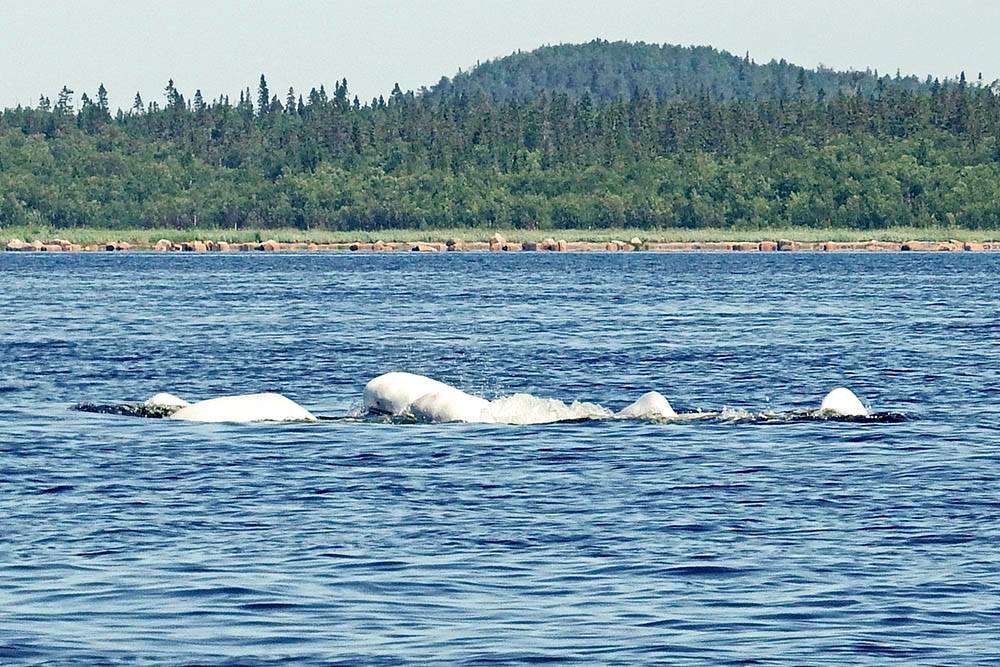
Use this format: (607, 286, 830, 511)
(285, 87, 296, 113)
(132, 92, 144, 115)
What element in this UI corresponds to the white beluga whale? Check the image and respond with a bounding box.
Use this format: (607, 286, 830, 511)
(167, 392, 317, 423)
(818, 387, 870, 417)
(364, 372, 490, 422)
(363, 372, 676, 424)
(363, 372, 462, 415)
(615, 391, 677, 419)
(410, 388, 491, 423)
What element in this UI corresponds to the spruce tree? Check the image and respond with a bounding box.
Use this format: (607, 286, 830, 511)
(258, 74, 270, 114)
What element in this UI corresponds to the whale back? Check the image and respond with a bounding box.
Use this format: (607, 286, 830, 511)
(819, 387, 869, 417)
(169, 392, 317, 423)
(616, 391, 677, 419)
(409, 388, 491, 423)
(363, 372, 458, 415)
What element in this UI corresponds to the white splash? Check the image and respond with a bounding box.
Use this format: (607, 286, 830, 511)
(482, 393, 612, 425)
(144, 392, 190, 410)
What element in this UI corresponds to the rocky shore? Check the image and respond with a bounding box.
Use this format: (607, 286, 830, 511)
(5, 234, 999, 253)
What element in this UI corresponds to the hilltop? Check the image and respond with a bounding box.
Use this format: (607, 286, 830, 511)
(425, 39, 938, 102)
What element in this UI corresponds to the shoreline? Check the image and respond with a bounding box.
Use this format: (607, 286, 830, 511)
(4, 234, 1000, 253)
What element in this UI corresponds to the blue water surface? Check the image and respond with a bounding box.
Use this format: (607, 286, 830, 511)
(1, 251, 998, 664)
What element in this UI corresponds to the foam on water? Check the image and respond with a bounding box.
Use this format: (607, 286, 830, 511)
(480, 393, 612, 424)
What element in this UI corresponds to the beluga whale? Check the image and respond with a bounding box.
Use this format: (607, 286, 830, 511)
(818, 387, 870, 417)
(615, 391, 677, 420)
(167, 393, 318, 423)
(362, 372, 679, 424)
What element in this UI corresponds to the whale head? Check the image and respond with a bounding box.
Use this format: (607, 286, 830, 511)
(819, 387, 869, 417)
(616, 391, 677, 419)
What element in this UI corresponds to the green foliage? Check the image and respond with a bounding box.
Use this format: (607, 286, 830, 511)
(1, 42, 1000, 233)
(427, 40, 933, 103)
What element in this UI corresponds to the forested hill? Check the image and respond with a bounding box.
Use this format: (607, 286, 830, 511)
(425, 40, 938, 103)
(1, 42, 1000, 234)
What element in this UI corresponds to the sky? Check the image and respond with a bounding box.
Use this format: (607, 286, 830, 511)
(2, 0, 998, 111)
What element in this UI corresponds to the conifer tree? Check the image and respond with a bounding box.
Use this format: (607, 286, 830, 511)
(258, 74, 270, 114)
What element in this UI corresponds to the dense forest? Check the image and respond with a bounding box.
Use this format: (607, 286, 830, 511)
(2, 41, 1000, 232)
(425, 40, 938, 102)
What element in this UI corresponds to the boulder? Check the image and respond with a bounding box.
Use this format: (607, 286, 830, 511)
(217, 241, 231, 252)
(901, 240, 933, 251)
(964, 242, 985, 252)
(306, 242, 319, 251)
(758, 241, 777, 251)
(445, 238, 464, 251)
(541, 238, 557, 251)
(104, 243, 118, 251)
(118, 242, 132, 251)
(153, 239, 172, 251)
(629, 236, 643, 250)
(66, 244, 82, 252)
(259, 239, 281, 252)
(502, 242, 522, 251)
(489, 233, 506, 251)
(777, 239, 800, 251)
(731, 242, 757, 252)
(410, 243, 439, 252)
(40, 244, 62, 252)
(48, 238, 72, 247)
(521, 241, 538, 251)
(182, 241, 207, 252)
(565, 242, 594, 252)
(557, 239, 568, 252)
(5, 238, 26, 251)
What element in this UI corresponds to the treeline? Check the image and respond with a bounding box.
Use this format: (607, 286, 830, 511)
(2, 57, 1000, 231)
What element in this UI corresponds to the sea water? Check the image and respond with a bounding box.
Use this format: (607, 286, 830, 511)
(1, 251, 998, 664)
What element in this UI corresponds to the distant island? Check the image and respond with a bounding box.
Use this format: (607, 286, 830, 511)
(2, 39, 999, 243)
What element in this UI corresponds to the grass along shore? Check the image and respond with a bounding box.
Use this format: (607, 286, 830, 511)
(3, 225, 1000, 246)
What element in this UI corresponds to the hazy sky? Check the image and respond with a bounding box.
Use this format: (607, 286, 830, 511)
(2, 0, 997, 111)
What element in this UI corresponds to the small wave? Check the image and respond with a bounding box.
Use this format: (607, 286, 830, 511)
(482, 393, 612, 425)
